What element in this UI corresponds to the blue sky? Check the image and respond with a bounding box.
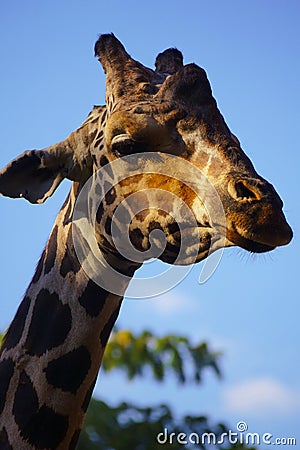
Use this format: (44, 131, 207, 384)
(0, 0, 299, 446)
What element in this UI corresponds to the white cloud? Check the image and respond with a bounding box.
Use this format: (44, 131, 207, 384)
(223, 377, 300, 417)
(151, 291, 188, 315)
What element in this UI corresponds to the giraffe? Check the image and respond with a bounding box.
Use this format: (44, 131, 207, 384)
(0, 34, 292, 449)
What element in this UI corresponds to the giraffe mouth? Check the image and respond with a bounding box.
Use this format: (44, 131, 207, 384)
(226, 225, 276, 254)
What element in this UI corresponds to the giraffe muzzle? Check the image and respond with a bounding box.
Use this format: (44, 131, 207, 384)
(226, 178, 293, 252)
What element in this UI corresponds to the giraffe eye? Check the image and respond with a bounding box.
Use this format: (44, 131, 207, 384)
(110, 135, 145, 156)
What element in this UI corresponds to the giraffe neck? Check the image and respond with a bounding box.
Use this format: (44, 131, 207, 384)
(0, 185, 138, 449)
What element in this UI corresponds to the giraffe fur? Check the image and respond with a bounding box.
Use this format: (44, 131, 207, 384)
(0, 34, 292, 449)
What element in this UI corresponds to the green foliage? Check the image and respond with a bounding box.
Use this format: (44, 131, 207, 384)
(78, 398, 255, 450)
(102, 330, 221, 383)
(78, 329, 256, 450)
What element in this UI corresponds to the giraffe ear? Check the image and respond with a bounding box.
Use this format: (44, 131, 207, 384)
(0, 149, 74, 204)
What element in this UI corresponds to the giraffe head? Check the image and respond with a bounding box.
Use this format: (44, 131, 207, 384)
(0, 34, 292, 273)
(90, 34, 292, 268)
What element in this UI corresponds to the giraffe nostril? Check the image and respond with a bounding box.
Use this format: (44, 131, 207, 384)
(228, 179, 262, 202)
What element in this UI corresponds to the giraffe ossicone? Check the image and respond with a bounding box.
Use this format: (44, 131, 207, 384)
(0, 33, 292, 450)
